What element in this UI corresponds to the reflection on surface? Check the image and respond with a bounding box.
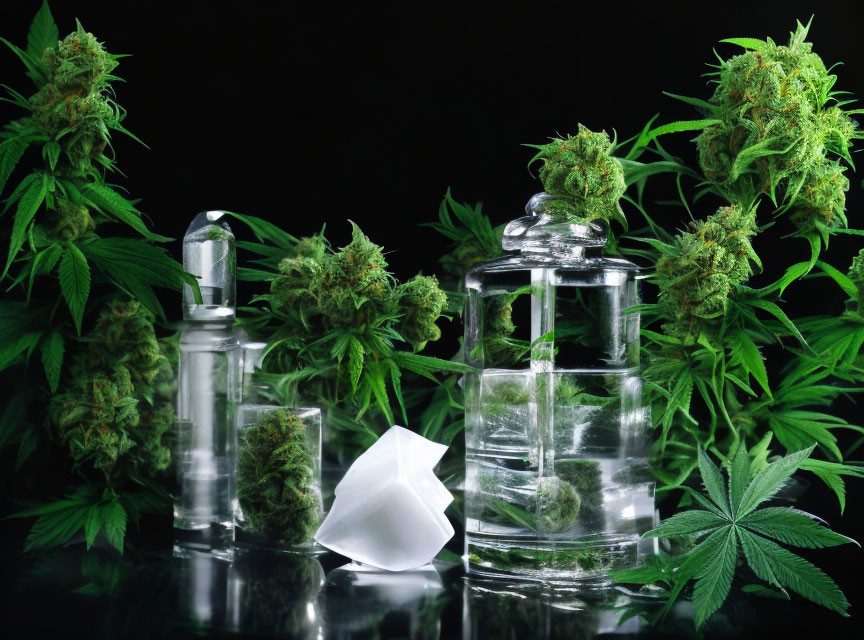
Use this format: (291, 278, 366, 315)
(172, 543, 452, 639)
(322, 562, 447, 639)
(463, 577, 652, 640)
(11, 541, 691, 639)
(174, 542, 326, 637)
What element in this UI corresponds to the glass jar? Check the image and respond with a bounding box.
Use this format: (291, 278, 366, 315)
(234, 404, 323, 552)
(463, 193, 655, 581)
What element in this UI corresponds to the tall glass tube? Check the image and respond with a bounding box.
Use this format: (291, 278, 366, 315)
(175, 211, 242, 553)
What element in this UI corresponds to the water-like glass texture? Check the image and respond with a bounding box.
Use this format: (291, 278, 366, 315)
(463, 193, 655, 581)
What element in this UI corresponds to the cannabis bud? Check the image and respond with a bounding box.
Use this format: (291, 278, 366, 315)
(696, 21, 859, 231)
(787, 159, 849, 231)
(48, 300, 173, 476)
(30, 21, 120, 179)
(396, 275, 448, 350)
(270, 223, 447, 351)
(656, 205, 759, 343)
(848, 248, 864, 315)
(527, 124, 626, 223)
(536, 476, 580, 533)
(311, 223, 392, 326)
(236, 408, 320, 546)
(271, 237, 326, 312)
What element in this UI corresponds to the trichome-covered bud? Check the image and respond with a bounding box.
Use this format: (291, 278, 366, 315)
(311, 223, 393, 325)
(527, 124, 626, 223)
(396, 274, 448, 350)
(46, 197, 95, 242)
(236, 409, 320, 545)
(656, 205, 759, 343)
(269, 226, 447, 349)
(271, 240, 325, 314)
(48, 300, 173, 476)
(788, 159, 849, 232)
(696, 21, 860, 218)
(536, 476, 580, 533)
(30, 21, 120, 178)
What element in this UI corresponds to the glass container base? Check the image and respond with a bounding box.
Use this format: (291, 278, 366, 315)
(173, 522, 235, 561)
(465, 533, 649, 584)
(234, 527, 327, 555)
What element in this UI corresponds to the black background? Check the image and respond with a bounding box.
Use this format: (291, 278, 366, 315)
(2, 0, 864, 636)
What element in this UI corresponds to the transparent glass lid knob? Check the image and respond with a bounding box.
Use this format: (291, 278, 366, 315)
(183, 210, 236, 321)
(502, 192, 608, 259)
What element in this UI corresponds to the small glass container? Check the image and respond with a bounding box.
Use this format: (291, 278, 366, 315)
(463, 193, 655, 581)
(234, 404, 323, 552)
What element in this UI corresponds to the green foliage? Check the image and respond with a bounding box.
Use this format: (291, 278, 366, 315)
(0, 3, 189, 554)
(236, 408, 321, 546)
(0, 3, 196, 328)
(233, 214, 468, 459)
(612, 445, 856, 627)
(8, 485, 131, 554)
(422, 189, 503, 286)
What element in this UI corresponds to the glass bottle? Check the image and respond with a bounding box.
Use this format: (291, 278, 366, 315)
(175, 211, 243, 554)
(463, 193, 655, 581)
(234, 404, 323, 552)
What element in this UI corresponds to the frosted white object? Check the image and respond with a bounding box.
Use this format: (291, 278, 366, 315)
(314, 426, 454, 571)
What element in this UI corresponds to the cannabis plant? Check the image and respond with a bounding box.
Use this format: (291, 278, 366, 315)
(1, 3, 195, 553)
(230, 214, 467, 461)
(612, 19, 864, 507)
(612, 445, 857, 627)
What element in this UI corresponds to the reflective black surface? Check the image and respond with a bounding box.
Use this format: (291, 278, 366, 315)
(3, 536, 861, 639)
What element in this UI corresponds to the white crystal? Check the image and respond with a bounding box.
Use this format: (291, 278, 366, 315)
(314, 426, 454, 571)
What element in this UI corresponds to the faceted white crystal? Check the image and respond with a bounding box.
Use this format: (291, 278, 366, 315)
(315, 426, 454, 571)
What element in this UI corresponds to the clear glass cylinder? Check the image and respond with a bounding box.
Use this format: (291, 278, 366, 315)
(463, 193, 655, 581)
(175, 211, 242, 554)
(234, 405, 323, 552)
(175, 322, 243, 548)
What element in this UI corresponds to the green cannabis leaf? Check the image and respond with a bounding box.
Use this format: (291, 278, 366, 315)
(8, 485, 128, 554)
(613, 445, 857, 627)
